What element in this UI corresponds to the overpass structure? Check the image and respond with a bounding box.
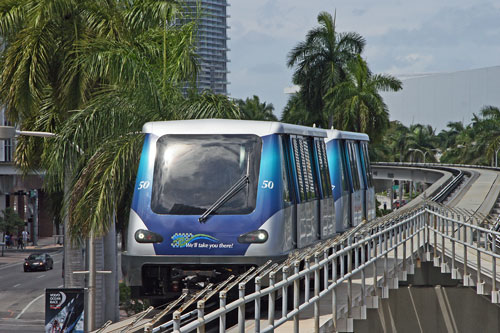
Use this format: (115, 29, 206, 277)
(97, 163, 500, 332)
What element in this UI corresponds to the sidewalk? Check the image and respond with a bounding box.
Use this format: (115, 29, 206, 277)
(0, 236, 63, 266)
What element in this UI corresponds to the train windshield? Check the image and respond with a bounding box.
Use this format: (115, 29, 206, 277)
(151, 134, 261, 215)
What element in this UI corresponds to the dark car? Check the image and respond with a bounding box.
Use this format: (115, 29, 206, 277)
(24, 253, 54, 272)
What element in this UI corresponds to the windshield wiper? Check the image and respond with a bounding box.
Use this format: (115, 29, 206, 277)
(199, 155, 251, 223)
(198, 174, 249, 223)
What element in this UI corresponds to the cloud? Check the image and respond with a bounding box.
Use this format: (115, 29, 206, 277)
(367, 2, 500, 74)
(228, 1, 500, 114)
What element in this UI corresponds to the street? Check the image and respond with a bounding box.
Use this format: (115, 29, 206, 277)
(0, 251, 64, 333)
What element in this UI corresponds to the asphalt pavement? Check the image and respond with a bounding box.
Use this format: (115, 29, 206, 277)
(0, 237, 64, 333)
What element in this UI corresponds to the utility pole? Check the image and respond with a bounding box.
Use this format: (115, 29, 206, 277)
(33, 189, 38, 246)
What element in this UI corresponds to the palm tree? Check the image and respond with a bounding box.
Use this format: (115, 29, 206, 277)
(386, 121, 411, 162)
(324, 55, 402, 143)
(237, 95, 277, 121)
(280, 93, 311, 125)
(405, 124, 440, 162)
(1, 1, 239, 239)
(287, 11, 365, 128)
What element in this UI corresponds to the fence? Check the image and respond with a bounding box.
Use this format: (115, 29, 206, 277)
(134, 202, 500, 332)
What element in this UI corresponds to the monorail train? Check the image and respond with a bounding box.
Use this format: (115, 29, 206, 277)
(121, 119, 375, 299)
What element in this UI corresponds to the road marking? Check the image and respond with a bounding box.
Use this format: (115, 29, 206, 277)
(13, 284, 20, 288)
(54, 261, 61, 264)
(37, 275, 45, 279)
(58, 284, 63, 288)
(15, 293, 44, 320)
(0, 262, 23, 271)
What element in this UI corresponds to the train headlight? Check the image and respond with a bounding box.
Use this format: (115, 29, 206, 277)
(238, 230, 268, 244)
(134, 229, 164, 243)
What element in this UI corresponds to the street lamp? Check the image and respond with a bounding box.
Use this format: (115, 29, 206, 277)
(423, 148, 441, 164)
(409, 148, 425, 163)
(0, 125, 108, 331)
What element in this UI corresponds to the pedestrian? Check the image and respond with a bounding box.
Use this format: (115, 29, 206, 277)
(22, 230, 28, 249)
(5, 233, 10, 248)
(383, 202, 387, 211)
(17, 232, 23, 249)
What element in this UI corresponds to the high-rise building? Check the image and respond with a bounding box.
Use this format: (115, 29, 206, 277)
(183, 0, 229, 95)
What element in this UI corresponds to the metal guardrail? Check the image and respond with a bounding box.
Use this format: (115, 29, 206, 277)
(127, 201, 500, 333)
(425, 204, 500, 300)
(155, 207, 427, 332)
(92, 162, 500, 332)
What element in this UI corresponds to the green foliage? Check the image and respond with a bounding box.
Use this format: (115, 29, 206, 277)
(287, 11, 365, 128)
(372, 105, 500, 167)
(324, 55, 401, 143)
(0, 1, 242, 240)
(236, 95, 277, 121)
(119, 282, 149, 315)
(0, 208, 25, 235)
(440, 106, 500, 165)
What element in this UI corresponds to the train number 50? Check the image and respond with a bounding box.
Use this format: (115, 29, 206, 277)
(261, 180, 274, 189)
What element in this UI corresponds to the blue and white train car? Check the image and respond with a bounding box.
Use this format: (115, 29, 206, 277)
(121, 119, 374, 299)
(325, 130, 375, 232)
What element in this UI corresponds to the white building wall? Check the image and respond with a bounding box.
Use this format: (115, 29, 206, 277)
(381, 66, 500, 131)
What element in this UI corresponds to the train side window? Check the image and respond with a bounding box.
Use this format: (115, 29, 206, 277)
(280, 135, 294, 205)
(361, 142, 374, 187)
(302, 138, 318, 200)
(292, 137, 307, 201)
(315, 139, 332, 198)
(291, 136, 319, 201)
(339, 141, 350, 192)
(347, 141, 361, 191)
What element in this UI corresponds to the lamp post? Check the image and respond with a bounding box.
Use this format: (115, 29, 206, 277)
(0, 127, 54, 246)
(423, 148, 441, 164)
(0, 125, 110, 331)
(495, 147, 500, 168)
(409, 148, 425, 163)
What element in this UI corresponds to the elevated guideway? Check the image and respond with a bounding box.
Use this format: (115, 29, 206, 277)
(95, 164, 500, 333)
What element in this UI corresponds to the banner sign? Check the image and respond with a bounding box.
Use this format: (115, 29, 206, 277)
(45, 288, 84, 333)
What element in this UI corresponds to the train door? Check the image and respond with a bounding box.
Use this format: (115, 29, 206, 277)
(326, 139, 351, 233)
(345, 141, 363, 227)
(354, 141, 367, 222)
(360, 142, 376, 221)
(289, 135, 320, 248)
(313, 138, 335, 238)
(280, 135, 297, 250)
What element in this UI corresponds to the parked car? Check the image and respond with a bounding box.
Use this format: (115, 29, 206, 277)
(24, 253, 54, 272)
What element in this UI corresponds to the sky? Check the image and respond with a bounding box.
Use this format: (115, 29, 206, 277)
(227, 0, 500, 119)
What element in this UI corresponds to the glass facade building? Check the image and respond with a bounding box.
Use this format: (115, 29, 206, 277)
(182, 0, 229, 95)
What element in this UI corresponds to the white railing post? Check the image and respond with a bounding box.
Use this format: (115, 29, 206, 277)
(314, 253, 320, 333)
(268, 271, 276, 332)
(282, 265, 289, 320)
(332, 252, 338, 330)
(238, 282, 246, 333)
(293, 261, 300, 333)
(197, 300, 205, 333)
(347, 237, 353, 317)
(173, 310, 181, 332)
(492, 236, 499, 303)
(383, 229, 389, 298)
(219, 291, 227, 333)
(255, 276, 261, 332)
(451, 219, 457, 279)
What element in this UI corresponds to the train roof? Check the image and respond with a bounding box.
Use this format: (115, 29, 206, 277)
(326, 129, 370, 142)
(142, 119, 327, 137)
